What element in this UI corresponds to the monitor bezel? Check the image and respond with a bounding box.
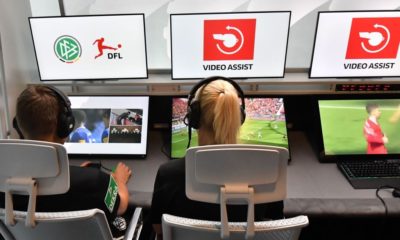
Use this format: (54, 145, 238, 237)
(170, 11, 291, 80)
(309, 10, 400, 79)
(316, 93, 400, 163)
(66, 95, 150, 159)
(169, 95, 291, 160)
(28, 14, 149, 81)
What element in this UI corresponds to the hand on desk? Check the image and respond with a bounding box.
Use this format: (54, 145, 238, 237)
(113, 162, 133, 185)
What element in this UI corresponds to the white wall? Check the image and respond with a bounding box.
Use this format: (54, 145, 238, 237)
(0, 0, 44, 138)
(0, 33, 6, 138)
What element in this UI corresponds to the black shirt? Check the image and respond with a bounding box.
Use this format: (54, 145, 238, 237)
(150, 158, 284, 224)
(0, 166, 124, 237)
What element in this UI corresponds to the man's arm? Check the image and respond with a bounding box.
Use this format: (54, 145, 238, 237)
(113, 162, 132, 215)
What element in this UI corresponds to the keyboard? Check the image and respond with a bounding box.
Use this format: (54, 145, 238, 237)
(337, 159, 400, 189)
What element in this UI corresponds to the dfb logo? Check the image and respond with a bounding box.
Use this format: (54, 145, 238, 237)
(346, 17, 400, 59)
(203, 19, 256, 61)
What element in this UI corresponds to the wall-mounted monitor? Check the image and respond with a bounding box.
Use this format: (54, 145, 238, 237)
(64, 96, 149, 158)
(171, 97, 288, 158)
(170, 11, 291, 79)
(29, 14, 148, 81)
(310, 11, 400, 78)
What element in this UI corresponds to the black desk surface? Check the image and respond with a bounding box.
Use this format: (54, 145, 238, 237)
(70, 130, 400, 217)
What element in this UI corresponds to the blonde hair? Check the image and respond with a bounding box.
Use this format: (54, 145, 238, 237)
(195, 79, 242, 145)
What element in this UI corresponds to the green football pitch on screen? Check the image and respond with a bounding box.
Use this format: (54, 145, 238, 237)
(319, 99, 400, 155)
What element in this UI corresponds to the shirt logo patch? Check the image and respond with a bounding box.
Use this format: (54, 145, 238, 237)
(104, 175, 118, 213)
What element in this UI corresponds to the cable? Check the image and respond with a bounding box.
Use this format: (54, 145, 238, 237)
(375, 185, 392, 217)
(161, 141, 171, 159)
(375, 185, 400, 240)
(100, 163, 113, 172)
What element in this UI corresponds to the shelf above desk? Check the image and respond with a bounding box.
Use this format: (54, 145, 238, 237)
(31, 72, 400, 96)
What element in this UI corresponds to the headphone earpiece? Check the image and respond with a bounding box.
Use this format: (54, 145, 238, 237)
(186, 100, 202, 129)
(13, 117, 25, 139)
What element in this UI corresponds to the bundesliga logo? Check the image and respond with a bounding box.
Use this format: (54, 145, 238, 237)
(203, 19, 256, 61)
(93, 37, 123, 59)
(346, 17, 400, 59)
(54, 35, 82, 63)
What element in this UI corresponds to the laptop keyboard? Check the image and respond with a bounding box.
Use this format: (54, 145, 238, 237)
(339, 159, 400, 178)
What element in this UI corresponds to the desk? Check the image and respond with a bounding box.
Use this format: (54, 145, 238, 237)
(71, 130, 400, 239)
(71, 130, 400, 217)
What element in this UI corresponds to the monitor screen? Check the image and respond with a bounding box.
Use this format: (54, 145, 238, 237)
(29, 14, 148, 81)
(318, 98, 400, 157)
(170, 12, 291, 79)
(171, 97, 288, 158)
(64, 96, 149, 157)
(310, 11, 400, 78)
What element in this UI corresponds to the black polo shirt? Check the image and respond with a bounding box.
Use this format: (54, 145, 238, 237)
(150, 158, 284, 224)
(0, 166, 124, 237)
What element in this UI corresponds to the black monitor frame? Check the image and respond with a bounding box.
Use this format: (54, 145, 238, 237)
(170, 11, 291, 80)
(316, 93, 400, 163)
(169, 95, 291, 161)
(66, 95, 150, 159)
(29, 14, 148, 81)
(309, 10, 400, 79)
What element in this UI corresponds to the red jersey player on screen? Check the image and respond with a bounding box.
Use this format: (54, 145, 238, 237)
(363, 103, 388, 154)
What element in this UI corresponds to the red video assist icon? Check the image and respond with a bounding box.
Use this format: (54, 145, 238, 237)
(346, 17, 400, 59)
(203, 19, 256, 61)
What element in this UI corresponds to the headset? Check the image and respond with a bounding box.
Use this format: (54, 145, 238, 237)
(13, 85, 75, 139)
(184, 76, 246, 148)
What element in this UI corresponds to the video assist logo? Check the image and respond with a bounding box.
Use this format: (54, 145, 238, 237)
(346, 17, 400, 59)
(203, 19, 256, 61)
(54, 35, 82, 63)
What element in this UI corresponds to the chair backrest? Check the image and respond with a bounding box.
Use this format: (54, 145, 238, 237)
(0, 139, 113, 240)
(162, 214, 309, 240)
(184, 144, 291, 239)
(185, 144, 289, 204)
(0, 209, 113, 240)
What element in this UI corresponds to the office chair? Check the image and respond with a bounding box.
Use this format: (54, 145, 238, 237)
(162, 144, 309, 240)
(0, 139, 142, 240)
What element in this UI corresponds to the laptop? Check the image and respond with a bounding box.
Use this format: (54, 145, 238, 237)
(317, 97, 400, 189)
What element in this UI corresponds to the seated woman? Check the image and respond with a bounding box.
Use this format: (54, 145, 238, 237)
(150, 77, 284, 239)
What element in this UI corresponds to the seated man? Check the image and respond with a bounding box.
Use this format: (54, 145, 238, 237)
(0, 85, 132, 238)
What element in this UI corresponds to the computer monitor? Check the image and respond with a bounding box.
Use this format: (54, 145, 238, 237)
(170, 11, 291, 79)
(29, 14, 148, 81)
(317, 96, 400, 162)
(171, 97, 288, 158)
(310, 11, 400, 78)
(64, 96, 149, 158)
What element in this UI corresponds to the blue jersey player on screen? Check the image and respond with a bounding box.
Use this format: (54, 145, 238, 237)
(69, 110, 95, 143)
(102, 110, 111, 143)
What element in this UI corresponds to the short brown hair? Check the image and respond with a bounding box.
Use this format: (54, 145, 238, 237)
(366, 103, 379, 114)
(16, 85, 59, 139)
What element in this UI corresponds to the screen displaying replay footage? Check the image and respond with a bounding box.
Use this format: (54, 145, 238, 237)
(65, 96, 149, 156)
(171, 97, 288, 158)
